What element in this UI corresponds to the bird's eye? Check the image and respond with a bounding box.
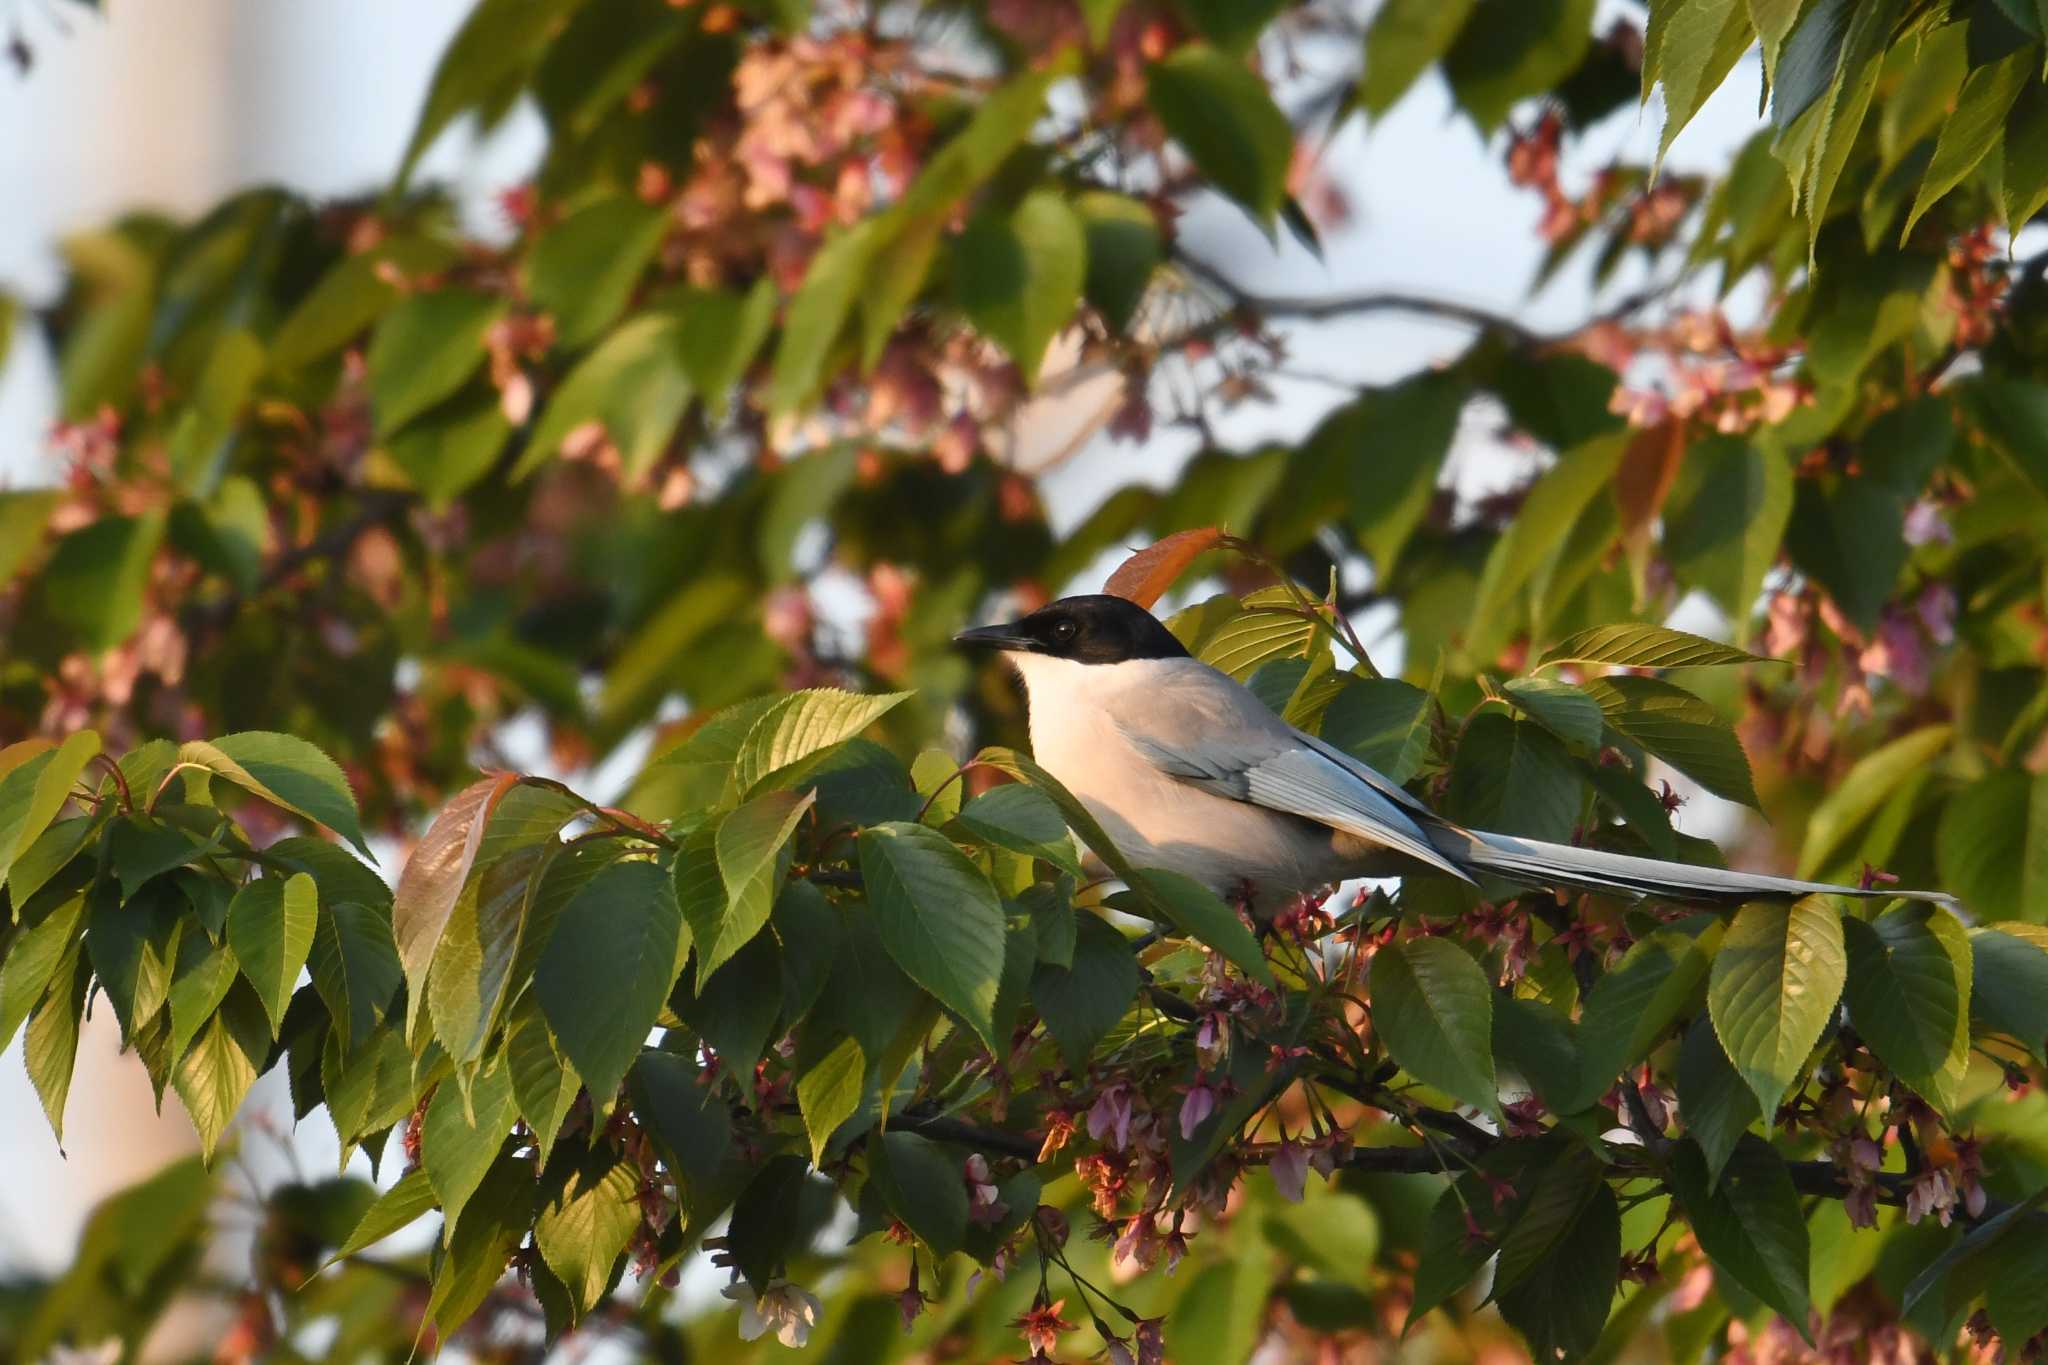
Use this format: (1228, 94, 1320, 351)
(1052, 619, 1077, 642)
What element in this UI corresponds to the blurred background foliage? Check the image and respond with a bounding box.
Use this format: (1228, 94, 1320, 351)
(4, 0, 2048, 1361)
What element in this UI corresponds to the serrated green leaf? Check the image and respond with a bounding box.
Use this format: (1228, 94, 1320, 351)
(1708, 898, 1847, 1116)
(534, 1144, 640, 1320)
(172, 982, 269, 1163)
(1843, 904, 1971, 1112)
(1902, 46, 2031, 242)
(167, 923, 239, 1062)
(733, 688, 912, 797)
(523, 195, 668, 349)
(867, 1130, 970, 1259)
(1939, 768, 2048, 922)
(182, 731, 371, 857)
(688, 788, 811, 987)
(1677, 1021, 1759, 1186)
(858, 822, 1005, 1049)
(1447, 711, 1581, 842)
(1347, 374, 1467, 577)
(0, 890, 86, 1056)
(1969, 926, 2048, 1058)
(1501, 677, 1605, 749)
(795, 1031, 866, 1166)
(226, 872, 317, 1035)
(327, 1167, 436, 1264)
(1582, 675, 1761, 809)
(422, 1056, 517, 1240)
(1647, 0, 1755, 163)
(1569, 928, 1710, 1111)
(0, 729, 99, 891)
(514, 311, 691, 482)
(1122, 868, 1274, 986)
(309, 901, 403, 1056)
(1319, 678, 1434, 783)
(506, 992, 582, 1166)
(1663, 436, 1794, 633)
(1539, 623, 1766, 670)
(534, 859, 683, 1104)
(25, 941, 89, 1143)
(1030, 912, 1139, 1071)
(1670, 1136, 1812, 1329)
(956, 783, 1082, 873)
(1368, 937, 1497, 1116)
(426, 1151, 539, 1336)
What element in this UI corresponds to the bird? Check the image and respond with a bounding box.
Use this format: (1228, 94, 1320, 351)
(956, 593, 1957, 915)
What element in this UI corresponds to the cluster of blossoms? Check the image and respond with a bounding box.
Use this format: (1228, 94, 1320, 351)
(1595, 309, 1811, 435)
(1762, 581, 1958, 719)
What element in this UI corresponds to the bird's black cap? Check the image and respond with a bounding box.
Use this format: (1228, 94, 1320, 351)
(954, 594, 1191, 664)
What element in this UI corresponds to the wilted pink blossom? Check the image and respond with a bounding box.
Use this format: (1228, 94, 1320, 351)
(1087, 1082, 1135, 1151)
(1177, 1077, 1218, 1139)
(1270, 1139, 1308, 1202)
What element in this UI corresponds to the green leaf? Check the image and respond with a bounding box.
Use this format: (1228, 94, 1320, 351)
(1495, 1163, 1620, 1362)
(366, 288, 506, 437)
(1671, 1136, 1812, 1328)
(383, 390, 510, 510)
(1581, 675, 1761, 809)
(42, 513, 166, 650)
(1570, 928, 1711, 1112)
(953, 191, 1087, 386)
(1988, 1229, 2048, 1349)
(1902, 46, 2031, 241)
(1030, 912, 1139, 1071)
(534, 1145, 640, 1320)
(1443, 0, 1595, 132)
(1539, 623, 1768, 671)
(172, 982, 269, 1162)
(1797, 724, 1950, 878)
(1368, 937, 1497, 1116)
(795, 1031, 866, 1166)
(858, 822, 1005, 1049)
(523, 195, 668, 348)
(25, 942, 89, 1143)
(1076, 190, 1163, 333)
(226, 872, 318, 1035)
(956, 783, 1082, 873)
(1501, 677, 1605, 749)
(1168, 1252, 1278, 1365)
(84, 879, 178, 1040)
(183, 731, 371, 857)
(1708, 898, 1847, 1116)
(1969, 926, 2048, 1057)
(767, 218, 883, 415)
(427, 841, 553, 1064)
(0, 731, 96, 896)
(328, 1168, 436, 1264)
(1197, 600, 1322, 680)
(1346, 374, 1467, 577)
(515, 311, 692, 482)
(688, 788, 811, 987)
(422, 1056, 518, 1239)
(1447, 711, 1581, 843)
(1466, 431, 1629, 658)
(1783, 475, 1907, 631)
(506, 993, 582, 1165)
(733, 688, 912, 796)
(426, 1151, 539, 1336)
(534, 860, 683, 1105)
(1319, 678, 1435, 784)
(1843, 904, 1971, 1112)
(393, 774, 514, 1038)
(1747, 0, 1804, 75)
(867, 1130, 970, 1259)
(1410, 1174, 1511, 1327)
(1647, 0, 1755, 164)
(0, 890, 85, 1055)
(1939, 768, 2048, 922)
(270, 236, 462, 370)
(1122, 868, 1274, 986)
(1676, 1021, 1759, 1186)
(677, 280, 778, 416)
(163, 925, 237, 1064)
(309, 901, 403, 1056)
(394, 0, 588, 184)
(1146, 43, 1294, 228)
(1663, 436, 1795, 632)
(2004, 81, 2048, 228)
(1359, 0, 1478, 115)
(631, 1050, 737, 1220)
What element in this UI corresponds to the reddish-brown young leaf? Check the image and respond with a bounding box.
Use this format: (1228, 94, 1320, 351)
(392, 770, 519, 1037)
(1614, 419, 1686, 592)
(1102, 527, 1228, 608)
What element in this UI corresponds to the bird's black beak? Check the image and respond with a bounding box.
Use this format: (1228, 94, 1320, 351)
(954, 621, 1034, 651)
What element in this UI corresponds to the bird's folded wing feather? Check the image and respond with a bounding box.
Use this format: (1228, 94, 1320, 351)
(1113, 703, 1474, 883)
